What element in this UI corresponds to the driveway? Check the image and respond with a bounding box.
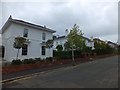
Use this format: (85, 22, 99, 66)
(3, 56, 118, 88)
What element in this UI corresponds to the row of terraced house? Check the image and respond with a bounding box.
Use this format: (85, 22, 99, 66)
(0, 16, 118, 62)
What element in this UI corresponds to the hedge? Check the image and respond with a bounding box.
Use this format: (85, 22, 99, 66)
(53, 50, 82, 60)
(12, 59, 22, 65)
(11, 57, 54, 65)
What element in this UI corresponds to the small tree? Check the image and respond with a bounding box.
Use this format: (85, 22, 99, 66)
(64, 24, 85, 65)
(56, 45, 63, 51)
(13, 37, 26, 60)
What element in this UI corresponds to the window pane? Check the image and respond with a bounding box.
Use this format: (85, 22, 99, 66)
(22, 44, 28, 55)
(42, 33, 46, 40)
(41, 46, 45, 55)
(23, 29, 28, 37)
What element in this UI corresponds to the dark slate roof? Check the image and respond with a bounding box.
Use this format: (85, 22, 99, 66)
(1, 16, 56, 33)
(82, 36, 91, 41)
(107, 41, 117, 46)
(53, 35, 66, 40)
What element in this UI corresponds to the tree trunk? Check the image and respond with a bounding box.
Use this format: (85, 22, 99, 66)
(49, 48, 51, 57)
(16, 49, 19, 60)
(72, 49, 74, 62)
(72, 47, 75, 65)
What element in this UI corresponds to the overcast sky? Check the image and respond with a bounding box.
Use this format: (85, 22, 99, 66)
(0, 0, 119, 44)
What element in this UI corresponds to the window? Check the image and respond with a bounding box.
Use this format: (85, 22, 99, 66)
(56, 41, 58, 46)
(23, 29, 28, 37)
(60, 41, 62, 44)
(41, 46, 45, 55)
(42, 33, 46, 40)
(22, 44, 28, 55)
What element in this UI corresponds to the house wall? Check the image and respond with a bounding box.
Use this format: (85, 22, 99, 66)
(2, 23, 13, 61)
(53, 37, 94, 51)
(53, 37, 67, 50)
(2, 23, 53, 61)
(85, 40, 94, 48)
(108, 43, 116, 48)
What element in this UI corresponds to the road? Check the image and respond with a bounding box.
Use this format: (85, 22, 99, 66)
(0, 57, 2, 89)
(3, 56, 118, 88)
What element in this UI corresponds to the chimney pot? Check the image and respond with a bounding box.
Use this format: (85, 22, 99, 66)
(44, 25, 46, 28)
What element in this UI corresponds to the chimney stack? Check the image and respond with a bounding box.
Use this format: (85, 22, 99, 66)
(44, 25, 46, 28)
(9, 15, 12, 19)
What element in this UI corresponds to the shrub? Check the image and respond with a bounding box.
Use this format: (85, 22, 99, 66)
(35, 57, 42, 62)
(22, 58, 36, 64)
(11, 59, 22, 65)
(56, 45, 63, 51)
(53, 50, 82, 60)
(46, 57, 53, 62)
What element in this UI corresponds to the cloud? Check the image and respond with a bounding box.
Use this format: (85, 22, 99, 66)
(0, 0, 118, 43)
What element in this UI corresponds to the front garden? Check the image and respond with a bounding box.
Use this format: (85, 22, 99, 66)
(2, 49, 117, 74)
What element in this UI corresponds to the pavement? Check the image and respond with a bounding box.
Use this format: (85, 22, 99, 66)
(2, 55, 118, 88)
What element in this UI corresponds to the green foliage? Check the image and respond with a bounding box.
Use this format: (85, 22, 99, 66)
(35, 57, 42, 62)
(94, 40, 115, 55)
(22, 58, 36, 64)
(53, 50, 82, 60)
(64, 24, 85, 51)
(84, 46, 92, 53)
(46, 57, 53, 62)
(56, 45, 63, 51)
(53, 50, 71, 59)
(13, 37, 26, 59)
(11, 59, 22, 65)
(13, 37, 26, 49)
(45, 39, 53, 48)
(11, 57, 53, 65)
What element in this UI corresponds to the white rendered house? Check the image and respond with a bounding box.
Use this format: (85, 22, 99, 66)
(107, 41, 118, 49)
(1, 16, 56, 62)
(53, 30, 94, 51)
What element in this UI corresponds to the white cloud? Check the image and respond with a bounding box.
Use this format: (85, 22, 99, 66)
(0, 0, 118, 43)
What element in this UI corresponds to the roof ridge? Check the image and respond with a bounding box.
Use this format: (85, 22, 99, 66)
(1, 17, 56, 33)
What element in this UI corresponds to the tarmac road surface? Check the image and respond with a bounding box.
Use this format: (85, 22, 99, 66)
(3, 55, 118, 88)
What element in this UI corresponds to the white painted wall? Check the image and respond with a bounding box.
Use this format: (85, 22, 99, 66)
(108, 43, 116, 48)
(53, 37, 94, 50)
(53, 37, 67, 50)
(2, 23, 54, 61)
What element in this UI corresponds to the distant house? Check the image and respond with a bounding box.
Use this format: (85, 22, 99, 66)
(53, 35, 67, 50)
(107, 41, 118, 49)
(93, 38, 118, 49)
(53, 29, 94, 51)
(93, 38, 105, 43)
(1, 16, 56, 61)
